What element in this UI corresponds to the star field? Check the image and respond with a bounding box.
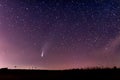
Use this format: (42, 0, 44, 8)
(0, 0, 120, 70)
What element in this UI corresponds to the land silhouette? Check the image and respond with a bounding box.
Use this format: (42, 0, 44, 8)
(0, 66, 120, 80)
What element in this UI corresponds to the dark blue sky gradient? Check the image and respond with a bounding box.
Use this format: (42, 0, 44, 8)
(0, 0, 120, 69)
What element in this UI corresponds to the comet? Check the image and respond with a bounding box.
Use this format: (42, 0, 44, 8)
(41, 50, 44, 58)
(41, 42, 50, 58)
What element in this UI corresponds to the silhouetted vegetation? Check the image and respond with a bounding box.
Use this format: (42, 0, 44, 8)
(0, 67, 120, 80)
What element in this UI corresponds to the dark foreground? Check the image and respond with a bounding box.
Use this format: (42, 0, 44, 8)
(0, 68, 120, 80)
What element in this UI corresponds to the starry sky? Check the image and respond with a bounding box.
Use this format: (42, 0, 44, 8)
(0, 0, 120, 70)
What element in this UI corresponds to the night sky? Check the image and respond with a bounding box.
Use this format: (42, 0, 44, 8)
(0, 0, 120, 70)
